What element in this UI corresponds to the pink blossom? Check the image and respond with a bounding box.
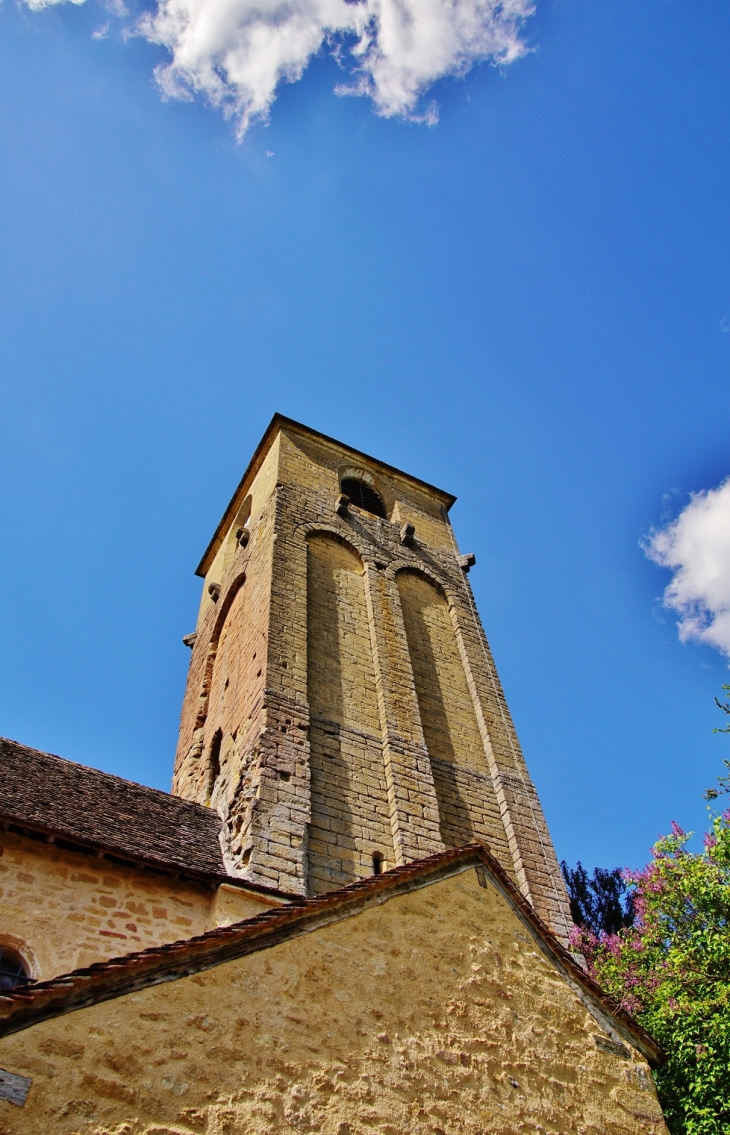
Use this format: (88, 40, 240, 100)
(602, 933, 622, 958)
(568, 925, 582, 947)
(622, 994, 643, 1015)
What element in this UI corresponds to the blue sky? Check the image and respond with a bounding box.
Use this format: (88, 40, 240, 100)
(1, 0, 730, 873)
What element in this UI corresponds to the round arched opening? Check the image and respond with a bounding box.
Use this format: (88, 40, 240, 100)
(340, 477, 387, 519)
(0, 946, 31, 991)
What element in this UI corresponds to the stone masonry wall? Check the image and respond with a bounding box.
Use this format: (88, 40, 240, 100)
(0, 831, 286, 982)
(171, 438, 308, 893)
(0, 831, 212, 980)
(396, 569, 513, 873)
(171, 420, 572, 939)
(446, 570, 573, 940)
(172, 437, 281, 804)
(397, 569, 486, 766)
(307, 533, 395, 893)
(0, 866, 668, 1135)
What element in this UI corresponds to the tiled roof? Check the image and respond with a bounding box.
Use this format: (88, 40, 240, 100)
(0, 736, 228, 880)
(0, 841, 665, 1067)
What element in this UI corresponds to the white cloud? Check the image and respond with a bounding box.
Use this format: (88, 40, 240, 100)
(22, 0, 533, 136)
(645, 479, 730, 661)
(24, 0, 86, 11)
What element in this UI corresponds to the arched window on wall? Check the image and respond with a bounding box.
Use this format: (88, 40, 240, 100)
(340, 478, 387, 519)
(0, 946, 30, 991)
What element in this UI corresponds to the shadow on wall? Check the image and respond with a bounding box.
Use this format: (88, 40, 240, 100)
(306, 532, 396, 893)
(306, 533, 363, 894)
(396, 569, 477, 849)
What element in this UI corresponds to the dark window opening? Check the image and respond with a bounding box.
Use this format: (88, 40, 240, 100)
(372, 852, 384, 875)
(340, 478, 387, 519)
(207, 729, 223, 801)
(0, 948, 30, 991)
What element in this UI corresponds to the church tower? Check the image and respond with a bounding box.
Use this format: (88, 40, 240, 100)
(172, 416, 571, 941)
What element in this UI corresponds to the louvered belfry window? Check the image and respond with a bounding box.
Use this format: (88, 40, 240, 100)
(340, 478, 387, 519)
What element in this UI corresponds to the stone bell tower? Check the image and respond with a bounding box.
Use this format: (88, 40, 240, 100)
(172, 415, 571, 940)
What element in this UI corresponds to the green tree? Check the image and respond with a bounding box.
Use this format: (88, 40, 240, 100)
(561, 859, 635, 936)
(572, 699, 730, 1135)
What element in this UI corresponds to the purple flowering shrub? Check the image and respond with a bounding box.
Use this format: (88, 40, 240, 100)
(573, 803, 730, 1134)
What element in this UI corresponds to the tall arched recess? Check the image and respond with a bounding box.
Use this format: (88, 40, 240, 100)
(396, 569, 512, 866)
(306, 533, 393, 894)
(175, 573, 261, 808)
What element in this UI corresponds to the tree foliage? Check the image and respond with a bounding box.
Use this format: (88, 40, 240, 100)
(572, 750, 730, 1134)
(711, 683, 730, 738)
(561, 859, 635, 936)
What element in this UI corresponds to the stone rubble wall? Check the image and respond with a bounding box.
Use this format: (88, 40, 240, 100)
(0, 867, 667, 1135)
(0, 831, 282, 981)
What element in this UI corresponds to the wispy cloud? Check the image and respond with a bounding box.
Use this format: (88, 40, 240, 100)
(22, 0, 534, 136)
(644, 479, 730, 662)
(23, 0, 86, 10)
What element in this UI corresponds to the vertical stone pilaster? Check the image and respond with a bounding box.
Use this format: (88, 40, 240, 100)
(448, 575, 573, 944)
(363, 564, 444, 864)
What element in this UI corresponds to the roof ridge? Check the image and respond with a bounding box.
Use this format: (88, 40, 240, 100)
(0, 841, 665, 1067)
